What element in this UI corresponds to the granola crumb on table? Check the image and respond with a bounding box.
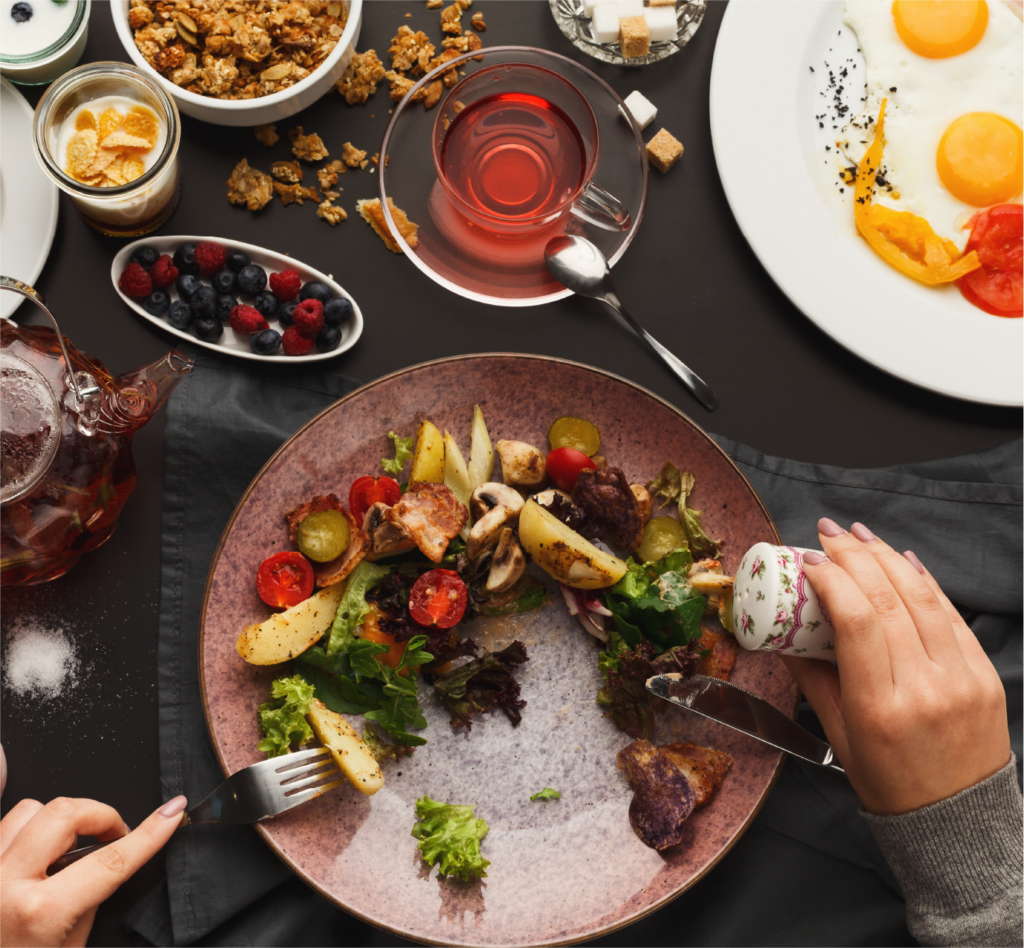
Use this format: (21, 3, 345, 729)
(317, 201, 348, 225)
(289, 126, 330, 161)
(341, 141, 367, 167)
(253, 123, 279, 146)
(471, 11, 485, 30)
(426, 0, 443, 8)
(440, 3, 462, 34)
(317, 160, 346, 190)
(274, 181, 319, 205)
(334, 48, 385, 104)
(389, 25, 435, 72)
(226, 158, 274, 210)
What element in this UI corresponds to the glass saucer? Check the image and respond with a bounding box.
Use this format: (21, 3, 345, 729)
(549, 0, 706, 67)
(378, 46, 648, 307)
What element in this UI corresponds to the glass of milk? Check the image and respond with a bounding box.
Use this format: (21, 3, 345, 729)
(33, 61, 181, 236)
(0, 0, 91, 86)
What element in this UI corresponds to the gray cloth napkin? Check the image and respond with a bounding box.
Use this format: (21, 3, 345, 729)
(125, 350, 1022, 947)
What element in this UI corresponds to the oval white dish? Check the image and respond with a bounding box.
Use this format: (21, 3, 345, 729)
(111, 235, 364, 364)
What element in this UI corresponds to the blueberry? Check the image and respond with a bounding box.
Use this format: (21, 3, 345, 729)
(250, 329, 282, 356)
(215, 294, 238, 322)
(173, 242, 198, 275)
(315, 325, 342, 352)
(254, 290, 279, 319)
(237, 264, 267, 296)
(143, 289, 169, 316)
(175, 273, 202, 301)
(194, 316, 223, 342)
(299, 281, 332, 305)
(278, 300, 298, 328)
(167, 300, 193, 330)
(190, 285, 218, 318)
(211, 268, 237, 294)
(226, 251, 251, 273)
(11, 3, 32, 23)
(323, 297, 353, 328)
(130, 244, 160, 269)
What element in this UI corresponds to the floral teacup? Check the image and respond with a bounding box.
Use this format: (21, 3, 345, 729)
(732, 542, 836, 659)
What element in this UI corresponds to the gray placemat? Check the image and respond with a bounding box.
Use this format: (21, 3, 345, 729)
(126, 351, 1022, 946)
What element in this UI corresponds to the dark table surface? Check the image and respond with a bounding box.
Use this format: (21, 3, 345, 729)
(1, 2, 1020, 945)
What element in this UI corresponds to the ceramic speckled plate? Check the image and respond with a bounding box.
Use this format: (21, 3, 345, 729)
(199, 355, 793, 946)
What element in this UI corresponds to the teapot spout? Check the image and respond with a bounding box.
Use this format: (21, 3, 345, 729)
(100, 351, 194, 434)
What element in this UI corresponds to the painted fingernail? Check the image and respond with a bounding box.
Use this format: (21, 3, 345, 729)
(122, 822, 132, 835)
(802, 551, 830, 565)
(851, 522, 878, 543)
(904, 550, 925, 574)
(159, 795, 187, 818)
(818, 518, 845, 537)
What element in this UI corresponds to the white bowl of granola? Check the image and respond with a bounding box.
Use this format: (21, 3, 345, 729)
(113, 0, 363, 127)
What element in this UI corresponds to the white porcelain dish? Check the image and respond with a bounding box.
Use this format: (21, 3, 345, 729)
(111, 235, 363, 363)
(112, 0, 362, 127)
(709, 0, 1022, 407)
(0, 78, 59, 321)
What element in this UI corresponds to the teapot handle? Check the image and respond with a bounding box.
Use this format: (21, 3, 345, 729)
(0, 276, 101, 405)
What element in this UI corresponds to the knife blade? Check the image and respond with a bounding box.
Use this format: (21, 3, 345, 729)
(646, 674, 844, 772)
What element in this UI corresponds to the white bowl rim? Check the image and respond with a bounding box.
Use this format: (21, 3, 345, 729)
(111, 0, 362, 112)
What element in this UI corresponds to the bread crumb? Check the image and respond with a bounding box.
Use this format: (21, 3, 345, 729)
(253, 124, 279, 146)
(619, 16, 650, 58)
(356, 197, 419, 253)
(226, 159, 274, 211)
(646, 127, 683, 173)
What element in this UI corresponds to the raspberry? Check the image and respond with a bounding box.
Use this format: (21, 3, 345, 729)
(193, 241, 227, 276)
(292, 299, 324, 337)
(148, 254, 179, 289)
(282, 325, 314, 356)
(118, 262, 153, 298)
(229, 304, 268, 335)
(269, 269, 302, 303)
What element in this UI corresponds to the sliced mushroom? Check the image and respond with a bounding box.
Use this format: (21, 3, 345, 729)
(363, 501, 416, 560)
(496, 440, 547, 488)
(630, 484, 654, 524)
(467, 483, 523, 560)
(469, 482, 524, 521)
(485, 527, 527, 593)
(688, 559, 734, 615)
(532, 488, 572, 508)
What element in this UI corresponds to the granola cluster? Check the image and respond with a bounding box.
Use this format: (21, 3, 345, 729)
(129, 0, 348, 100)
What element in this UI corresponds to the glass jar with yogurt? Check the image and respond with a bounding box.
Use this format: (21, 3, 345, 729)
(0, 0, 90, 86)
(33, 61, 181, 236)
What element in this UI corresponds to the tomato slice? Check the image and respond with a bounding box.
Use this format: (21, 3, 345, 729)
(546, 447, 597, 492)
(256, 551, 314, 608)
(409, 569, 467, 629)
(349, 475, 402, 524)
(958, 204, 1023, 318)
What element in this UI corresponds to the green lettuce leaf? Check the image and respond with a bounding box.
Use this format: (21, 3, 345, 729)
(326, 560, 392, 656)
(257, 675, 314, 758)
(412, 795, 490, 882)
(530, 788, 561, 801)
(381, 430, 414, 475)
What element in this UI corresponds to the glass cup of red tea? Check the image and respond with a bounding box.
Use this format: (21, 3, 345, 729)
(431, 60, 630, 242)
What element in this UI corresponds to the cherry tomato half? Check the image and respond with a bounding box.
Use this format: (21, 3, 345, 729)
(349, 475, 402, 524)
(257, 551, 314, 608)
(546, 447, 597, 492)
(958, 203, 1022, 317)
(409, 569, 467, 629)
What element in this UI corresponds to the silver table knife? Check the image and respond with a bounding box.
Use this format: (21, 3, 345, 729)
(647, 674, 845, 772)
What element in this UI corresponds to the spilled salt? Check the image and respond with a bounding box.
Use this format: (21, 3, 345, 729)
(2, 620, 80, 700)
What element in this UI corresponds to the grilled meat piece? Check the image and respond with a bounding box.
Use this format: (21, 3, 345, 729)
(658, 742, 733, 809)
(364, 501, 416, 560)
(386, 482, 467, 562)
(695, 627, 739, 680)
(572, 467, 644, 552)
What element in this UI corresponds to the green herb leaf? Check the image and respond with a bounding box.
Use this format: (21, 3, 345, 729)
(326, 560, 391, 655)
(257, 675, 314, 757)
(381, 430, 414, 475)
(530, 788, 561, 801)
(412, 795, 490, 882)
(362, 725, 416, 764)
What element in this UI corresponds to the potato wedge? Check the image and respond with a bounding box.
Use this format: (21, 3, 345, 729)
(443, 430, 472, 540)
(307, 699, 384, 796)
(409, 420, 444, 484)
(236, 584, 343, 666)
(519, 499, 627, 589)
(466, 404, 494, 492)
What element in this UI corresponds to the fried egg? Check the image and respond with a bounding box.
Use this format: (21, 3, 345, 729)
(840, 0, 1023, 250)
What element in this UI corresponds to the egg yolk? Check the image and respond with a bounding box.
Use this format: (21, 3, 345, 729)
(937, 113, 1024, 206)
(892, 0, 988, 58)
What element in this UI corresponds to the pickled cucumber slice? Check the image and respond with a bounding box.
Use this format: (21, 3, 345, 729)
(548, 415, 601, 456)
(297, 510, 350, 563)
(637, 517, 688, 564)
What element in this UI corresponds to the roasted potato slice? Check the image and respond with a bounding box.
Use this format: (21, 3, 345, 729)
(236, 584, 343, 666)
(306, 699, 384, 796)
(466, 404, 494, 492)
(409, 420, 445, 484)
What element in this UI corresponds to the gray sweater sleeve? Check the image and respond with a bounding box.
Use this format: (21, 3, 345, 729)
(862, 756, 1023, 947)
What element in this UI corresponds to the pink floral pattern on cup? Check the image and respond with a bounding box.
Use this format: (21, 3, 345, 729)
(732, 542, 836, 660)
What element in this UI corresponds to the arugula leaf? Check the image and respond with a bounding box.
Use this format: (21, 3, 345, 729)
(381, 430, 414, 475)
(326, 560, 391, 655)
(257, 675, 314, 757)
(412, 796, 490, 882)
(530, 788, 561, 801)
(644, 463, 721, 560)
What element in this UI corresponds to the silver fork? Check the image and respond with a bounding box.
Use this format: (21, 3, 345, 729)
(46, 748, 343, 875)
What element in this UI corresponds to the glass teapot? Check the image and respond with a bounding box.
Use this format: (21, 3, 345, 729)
(0, 276, 193, 585)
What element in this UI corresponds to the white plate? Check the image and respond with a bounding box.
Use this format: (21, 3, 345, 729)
(0, 77, 59, 321)
(709, 1, 1022, 407)
(111, 236, 364, 363)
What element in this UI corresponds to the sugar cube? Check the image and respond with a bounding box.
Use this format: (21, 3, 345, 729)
(618, 15, 650, 58)
(591, 3, 619, 42)
(613, 0, 644, 16)
(646, 127, 684, 173)
(644, 5, 677, 43)
(623, 90, 657, 130)
(582, 0, 602, 15)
